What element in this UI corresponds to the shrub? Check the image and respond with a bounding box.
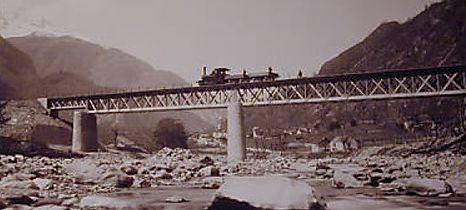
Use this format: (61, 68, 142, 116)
(153, 118, 188, 149)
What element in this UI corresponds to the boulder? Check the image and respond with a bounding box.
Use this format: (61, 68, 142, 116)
(316, 163, 331, 170)
(31, 204, 68, 210)
(404, 178, 452, 196)
(154, 169, 173, 179)
(290, 160, 312, 172)
(199, 166, 220, 177)
(148, 163, 174, 172)
(101, 172, 134, 188)
(199, 156, 215, 166)
(33, 198, 63, 207)
(352, 172, 367, 181)
(3, 173, 36, 181)
(64, 158, 104, 182)
(120, 165, 138, 175)
(202, 177, 224, 189)
(208, 176, 326, 210)
(165, 195, 189, 203)
(115, 174, 134, 188)
(32, 178, 52, 191)
(6, 195, 35, 205)
(61, 198, 79, 207)
(447, 174, 466, 196)
(368, 172, 383, 186)
(0, 180, 39, 190)
(133, 178, 151, 188)
(79, 195, 136, 209)
(332, 170, 363, 188)
(379, 181, 405, 194)
(329, 137, 346, 152)
(315, 169, 327, 176)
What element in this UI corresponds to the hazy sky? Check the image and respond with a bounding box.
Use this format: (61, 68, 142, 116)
(1, 0, 439, 82)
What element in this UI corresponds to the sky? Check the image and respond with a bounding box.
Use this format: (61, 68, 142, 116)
(0, 0, 440, 83)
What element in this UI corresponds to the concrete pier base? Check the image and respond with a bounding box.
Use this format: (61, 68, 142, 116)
(72, 111, 98, 152)
(227, 101, 246, 162)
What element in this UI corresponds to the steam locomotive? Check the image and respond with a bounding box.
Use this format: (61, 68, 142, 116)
(197, 67, 280, 86)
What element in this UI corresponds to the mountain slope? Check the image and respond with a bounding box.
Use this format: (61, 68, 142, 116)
(3, 35, 213, 149)
(241, 0, 466, 143)
(7, 35, 186, 90)
(42, 72, 114, 96)
(319, 0, 465, 75)
(0, 35, 42, 99)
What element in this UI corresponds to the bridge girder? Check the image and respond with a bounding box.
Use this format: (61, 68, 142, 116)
(39, 66, 466, 114)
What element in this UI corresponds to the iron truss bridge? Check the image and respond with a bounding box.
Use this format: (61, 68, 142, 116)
(39, 66, 466, 114)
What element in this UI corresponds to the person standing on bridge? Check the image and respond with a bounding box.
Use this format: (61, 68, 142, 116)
(297, 70, 303, 78)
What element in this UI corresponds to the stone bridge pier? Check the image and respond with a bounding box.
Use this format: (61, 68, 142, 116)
(227, 101, 246, 162)
(72, 111, 98, 152)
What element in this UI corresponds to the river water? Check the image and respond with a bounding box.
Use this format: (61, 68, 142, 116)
(82, 185, 466, 210)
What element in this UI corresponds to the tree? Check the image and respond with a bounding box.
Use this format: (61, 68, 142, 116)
(153, 118, 188, 149)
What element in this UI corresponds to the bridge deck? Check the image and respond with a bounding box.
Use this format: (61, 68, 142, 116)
(39, 66, 466, 114)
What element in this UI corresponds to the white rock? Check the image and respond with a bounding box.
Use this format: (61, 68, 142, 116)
(3, 173, 36, 181)
(198, 166, 220, 177)
(32, 178, 52, 190)
(165, 195, 188, 203)
(447, 174, 466, 195)
(61, 198, 79, 207)
(290, 160, 313, 173)
(64, 158, 104, 182)
(31, 205, 67, 210)
(100, 171, 135, 188)
(404, 178, 452, 196)
(208, 176, 326, 210)
(0, 180, 38, 190)
(332, 169, 363, 188)
(154, 169, 172, 179)
(79, 195, 137, 209)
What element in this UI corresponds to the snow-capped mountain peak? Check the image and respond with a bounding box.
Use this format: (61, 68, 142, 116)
(0, 9, 63, 37)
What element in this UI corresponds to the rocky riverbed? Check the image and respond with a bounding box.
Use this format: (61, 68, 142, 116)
(0, 144, 465, 209)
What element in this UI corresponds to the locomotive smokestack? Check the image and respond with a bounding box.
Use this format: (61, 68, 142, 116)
(202, 66, 207, 76)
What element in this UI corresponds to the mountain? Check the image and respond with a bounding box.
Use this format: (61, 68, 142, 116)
(240, 0, 466, 143)
(0, 35, 42, 99)
(307, 0, 466, 141)
(42, 72, 114, 96)
(1, 34, 213, 150)
(0, 34, 109, 99)
(319, 0, 465, 75)
(7, 35, 186, 90)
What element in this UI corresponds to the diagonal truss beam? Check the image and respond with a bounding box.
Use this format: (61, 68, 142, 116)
(40, 66, 466, 114)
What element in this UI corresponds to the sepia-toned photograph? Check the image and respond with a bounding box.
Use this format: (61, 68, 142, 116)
(0, 0, 465, 209)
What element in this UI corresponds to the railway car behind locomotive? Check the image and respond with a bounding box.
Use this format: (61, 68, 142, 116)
(197, 67, 279, 86)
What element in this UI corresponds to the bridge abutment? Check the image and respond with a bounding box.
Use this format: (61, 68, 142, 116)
(72, 111, 98, 152)
(227, 101, 246, 162)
